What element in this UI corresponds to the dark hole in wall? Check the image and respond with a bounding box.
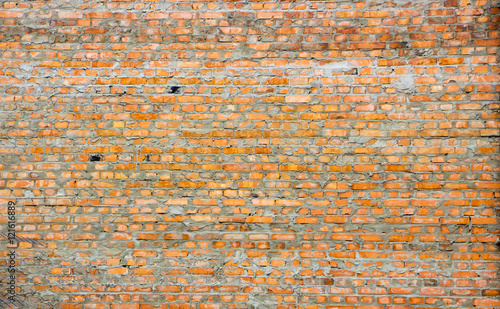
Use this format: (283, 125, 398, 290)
(90, 155, 102, 162)
(169, 86, 181, 94)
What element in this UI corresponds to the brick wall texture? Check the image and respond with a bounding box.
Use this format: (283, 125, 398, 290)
(1, 0, 499, 308)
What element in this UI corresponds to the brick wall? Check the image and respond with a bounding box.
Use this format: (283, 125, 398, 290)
(1, 0, 499, 308)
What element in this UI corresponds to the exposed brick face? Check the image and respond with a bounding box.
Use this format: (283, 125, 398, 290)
(0, 0, 499, 308)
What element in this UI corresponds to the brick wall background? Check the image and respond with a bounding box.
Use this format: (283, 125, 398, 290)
(1, 0, 499, 308)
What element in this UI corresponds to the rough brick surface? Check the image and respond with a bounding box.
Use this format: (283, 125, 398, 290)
(0, 0, 499, 308)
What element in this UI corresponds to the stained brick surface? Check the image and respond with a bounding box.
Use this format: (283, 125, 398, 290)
(0, 0, 499, 308)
